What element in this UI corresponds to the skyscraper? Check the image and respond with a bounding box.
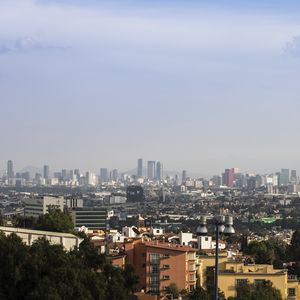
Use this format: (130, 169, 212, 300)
(224, 168, 235, 187)
(156, 161, 163, 181)
(137, 158, 143, 177)
(280, 169, 289, 185)
(111, 169, 118, 181)
(147, 161, 156, 180)
(43, 165, 50, 179)
(182, 170, 187, 183)
(100, 168, 109, 182)
(291, 170, 297, 183)
(7, 160, 14, 179)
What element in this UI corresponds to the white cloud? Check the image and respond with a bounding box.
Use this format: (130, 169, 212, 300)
(285, 35, 300, 57)
(0, 36, 68, 54)
(0, 0, 299, 57)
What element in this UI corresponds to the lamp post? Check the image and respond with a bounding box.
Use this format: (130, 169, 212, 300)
(197, 215, 235, 300)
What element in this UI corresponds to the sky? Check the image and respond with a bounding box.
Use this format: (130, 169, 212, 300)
(1, 0, 300, 176)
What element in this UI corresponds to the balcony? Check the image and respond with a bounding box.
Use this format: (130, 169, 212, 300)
(188, 264, 196, 272)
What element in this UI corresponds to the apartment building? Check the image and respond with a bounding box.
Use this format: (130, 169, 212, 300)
(125, 239, 197, 296)
(198, 253, 300, 299)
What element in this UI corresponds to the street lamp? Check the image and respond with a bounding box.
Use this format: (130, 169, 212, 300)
(197, 215, 235, 300)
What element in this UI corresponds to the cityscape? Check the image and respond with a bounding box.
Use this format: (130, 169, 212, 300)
(2, 0, 300, 299)
(1, 158, 300, 299)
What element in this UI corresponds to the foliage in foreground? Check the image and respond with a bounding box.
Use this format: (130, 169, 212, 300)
(0, 232, 138, 300)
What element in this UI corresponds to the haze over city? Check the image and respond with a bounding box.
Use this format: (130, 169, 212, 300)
(1, 0, 300, 174)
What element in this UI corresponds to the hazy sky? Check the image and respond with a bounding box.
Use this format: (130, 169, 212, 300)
(1, 0, 300, 176)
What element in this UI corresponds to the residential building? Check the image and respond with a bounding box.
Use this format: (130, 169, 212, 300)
(198, 254, 300, 300)
(125, 239, 197, 296)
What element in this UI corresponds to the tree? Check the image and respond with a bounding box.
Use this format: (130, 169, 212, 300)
(0, 231, 134, 300)
(288, 229, 300, 261)
(34, 207, 74, 233)
(245, 241, 275, 264)
(188, 287, 225, 300)
(166, 283, 179, 299)
(123, 264, 139, 294)
(233, 280, 282, 300)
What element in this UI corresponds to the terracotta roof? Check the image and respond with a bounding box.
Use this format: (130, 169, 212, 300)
(144, 241, 196, 252)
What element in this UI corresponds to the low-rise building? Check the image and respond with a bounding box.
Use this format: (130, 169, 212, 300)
(198, 253, 300, 299)
(24, 196, 64, 218)
(0, 226, 83, 251)
(70, 208, 107, 230)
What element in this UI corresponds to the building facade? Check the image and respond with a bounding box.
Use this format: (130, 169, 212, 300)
(24, 196, 64, 218)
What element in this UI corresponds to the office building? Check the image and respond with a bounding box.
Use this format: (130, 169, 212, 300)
(156, 161, 163, 181)
(224, 168, 235, 187)
(182, 170, 187, 183)
(291, 170, 297, 183)
(147, 161, 156, 180)
(280, 169, 290, 186)
(126, 185, 145, 202)
(100, 168, 109, 182)
(24, 196, 64, 218)
(43, 165, 50, 180)
(212, 175, 221, 187)
(86, 172, 96, 186)
(7, 160, 14, 179)
(111, 169, 118, 181)
(125, 240, 197, 296)
(70, 208, 107, 230)
(137, 158, 143, 177)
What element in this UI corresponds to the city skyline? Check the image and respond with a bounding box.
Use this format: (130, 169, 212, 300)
(2, 0, 300, 174)
(0, 158, 299, 180)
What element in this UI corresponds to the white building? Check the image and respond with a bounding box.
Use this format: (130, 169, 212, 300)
(150, 227, 164, 236)
(109, 195, 126, 204)
(24, 196, 64, 218)
(0, 226, 83, 251)
(122, 226, 140, 238)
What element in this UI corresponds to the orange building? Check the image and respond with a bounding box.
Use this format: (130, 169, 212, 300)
(125, 239, 197, 296)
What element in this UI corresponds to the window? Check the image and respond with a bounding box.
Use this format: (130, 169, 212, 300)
(288, 288, 296, 297)
(150, 265, 160, 274)
(163, 264, 170, 269)
(163, 253, 170, 258)
(150, 253, 160, 264)
(189, 274, 195, 281)
(189, 285, 195, 291)
(156, 230, 160, 233)
(163, 275, 170, 280)
(254, 279, 265, 285)
(205, 237, 209, 241)
(236, 279, 248, 298)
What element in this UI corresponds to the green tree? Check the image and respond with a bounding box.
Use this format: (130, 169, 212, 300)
(188, 287, 225, 300)
(245, 241, 275, 264)
(34, 207, 74, 233)
(166, 282, 179, 299)
(288, 229, 300, 261)
(233, 280, 282, 300)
